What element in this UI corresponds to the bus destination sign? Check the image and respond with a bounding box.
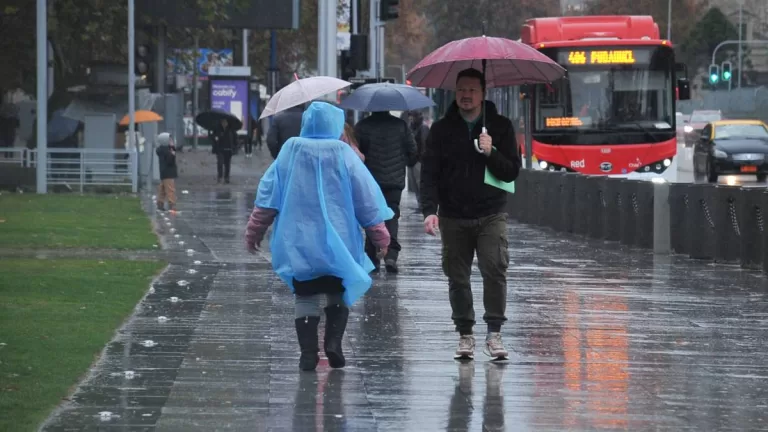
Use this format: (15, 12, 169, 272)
(559, 49, 651, 66)
(545, 117, 584, 127)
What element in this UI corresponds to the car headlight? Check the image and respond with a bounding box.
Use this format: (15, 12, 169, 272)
(684, 125, 693, 133)
(714, 149, 728, 158)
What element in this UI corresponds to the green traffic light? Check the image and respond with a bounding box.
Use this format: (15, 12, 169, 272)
(710, 74, 719, 84)
(723, 71, 732, 80)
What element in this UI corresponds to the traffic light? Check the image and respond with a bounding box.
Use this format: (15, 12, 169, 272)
(135, 43, 153, 90)
(379, 0, 399, 21)
(340, 50, 355, 82)
(721, 61, 732, 82)
(709, 64, 720, 85)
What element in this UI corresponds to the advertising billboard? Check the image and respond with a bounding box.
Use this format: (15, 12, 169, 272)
(210, 80, 249, 132)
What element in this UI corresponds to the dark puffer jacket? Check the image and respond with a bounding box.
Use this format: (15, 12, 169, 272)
(354, 112, 418, 191)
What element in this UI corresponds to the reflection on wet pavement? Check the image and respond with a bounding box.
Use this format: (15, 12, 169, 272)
(41, 150, 768, 431)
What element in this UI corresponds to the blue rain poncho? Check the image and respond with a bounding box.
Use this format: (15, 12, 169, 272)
(255, 101, 394, 306)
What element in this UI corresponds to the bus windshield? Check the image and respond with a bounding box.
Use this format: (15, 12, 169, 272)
(534, 45, 675, 138)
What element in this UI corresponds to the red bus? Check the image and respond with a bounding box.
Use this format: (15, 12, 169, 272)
(520, 15, 690, 179)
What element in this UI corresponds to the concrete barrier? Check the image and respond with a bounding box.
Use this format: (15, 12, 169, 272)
(505, 170, 768, 276)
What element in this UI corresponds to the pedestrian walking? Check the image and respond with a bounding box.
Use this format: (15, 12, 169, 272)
(210, 118, 237, 184)
(155, 132, 178, 212)
(341, 123, 364, 161)
(406, 110, 429, 207)
(245, 101, 393, 372)
(420, 68, 521, 361)
(355, 110, 418, 273)
(266, 104, 303, 159)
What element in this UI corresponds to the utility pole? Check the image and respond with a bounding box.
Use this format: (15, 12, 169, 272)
(192, 33, 200, 149)
(36, 0, 47, 193)
(128, 0, 137, 190)
(666, 0, 672, 40)
(738, 0, 743, 88)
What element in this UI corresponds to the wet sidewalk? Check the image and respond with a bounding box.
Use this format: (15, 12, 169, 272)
(42, 146, 768, 431)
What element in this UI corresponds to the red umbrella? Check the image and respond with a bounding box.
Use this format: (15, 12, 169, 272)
(406, 36, 565, 89)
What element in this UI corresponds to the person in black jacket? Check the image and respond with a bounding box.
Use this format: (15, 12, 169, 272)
(266, 104, 303, 159)
(211, 119, 237, 184)
(155, 132, 178, 212)
(420, 68, 521, 361)
(355, 110, 418, 273)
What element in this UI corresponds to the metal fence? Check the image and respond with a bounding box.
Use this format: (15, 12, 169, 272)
(506, 170, 768, 274)
(0, 148, 28, 167)
(22, 148, 139, 193)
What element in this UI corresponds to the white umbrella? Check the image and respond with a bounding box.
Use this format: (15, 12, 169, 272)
(259, 76, 352, 120)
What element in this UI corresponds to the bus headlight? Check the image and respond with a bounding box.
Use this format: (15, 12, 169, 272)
(539, 161, 548, 169)
(663, 158, 671, 167)
(684, 125, 693, 133)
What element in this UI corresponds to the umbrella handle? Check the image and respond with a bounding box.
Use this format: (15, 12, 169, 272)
(473, 127, 487, 153)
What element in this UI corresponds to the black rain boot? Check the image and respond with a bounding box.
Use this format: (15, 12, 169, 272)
(323, 304, 350, 368)
(295, 316, 320, 371)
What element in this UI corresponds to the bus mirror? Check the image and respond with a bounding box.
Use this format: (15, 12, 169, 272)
(677, 78, 691, 101)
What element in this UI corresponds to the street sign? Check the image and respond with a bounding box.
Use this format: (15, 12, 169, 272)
(350, 77, 396, 89)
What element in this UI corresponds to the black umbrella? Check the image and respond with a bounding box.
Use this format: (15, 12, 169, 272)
(195, 109, 243, 131)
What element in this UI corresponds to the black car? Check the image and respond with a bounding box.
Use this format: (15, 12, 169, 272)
(693, 121, 768, 183)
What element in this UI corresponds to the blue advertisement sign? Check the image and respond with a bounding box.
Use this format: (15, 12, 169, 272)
(210, 79, 249, 132)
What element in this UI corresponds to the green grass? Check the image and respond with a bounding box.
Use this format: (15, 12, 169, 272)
(0, 195, 157, 250)
(0, 259, 165, 432)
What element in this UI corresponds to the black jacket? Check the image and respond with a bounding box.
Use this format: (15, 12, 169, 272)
(266, 105, 303, 159)
(420, 101, 520, 219)
(355, 112, 418, 191)
(210, 125, 237, 154)
(155, 144, 178, 180)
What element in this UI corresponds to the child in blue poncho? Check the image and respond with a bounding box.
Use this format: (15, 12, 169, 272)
(245, 101, 393, 371)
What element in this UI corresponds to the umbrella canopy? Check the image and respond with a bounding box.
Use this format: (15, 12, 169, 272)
(339, 83, 435, 112)
(119, 110, 163, 126)
(259, 76, 351, 120)
(195, 109, 243, 131)
(406, 36, 566, 89)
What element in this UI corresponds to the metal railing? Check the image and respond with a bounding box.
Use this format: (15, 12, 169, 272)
(24, 148, 138, 193)
(0, 148, 29, 167)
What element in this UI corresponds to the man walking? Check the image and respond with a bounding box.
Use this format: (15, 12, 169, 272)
(355, 110, 418, 273)
(420, 68, 521, 360)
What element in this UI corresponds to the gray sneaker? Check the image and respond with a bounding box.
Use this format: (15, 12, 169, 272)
(454, 335, 475, 360)
(484, 332, 509, 360)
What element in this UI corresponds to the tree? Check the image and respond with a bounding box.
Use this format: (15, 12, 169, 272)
(679, 6, 751, 85)
(385, 0, 433, 76)
(424, 0, 561, 48)
(585, 0, 706, 45)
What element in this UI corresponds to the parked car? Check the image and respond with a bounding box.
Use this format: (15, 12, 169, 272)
(693, 119, 768, 183)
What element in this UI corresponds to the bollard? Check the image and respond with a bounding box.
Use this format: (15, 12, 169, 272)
(619, 180, 638, 247)
(539, 171, 555, 228)
(588, 177, 607, 240)
(573, 175, 591, 236)
(603, 178, 622, 241)
(714, 185, 742, 263)
(669, 183, 690, 255)
(653, 181, 671, 254)
(517, 171, 532, 224)
(559, 173, 577, 233)
(688, 183, 716, 260)
(635, 180, 654, 249)
(740, 187, 765, 269)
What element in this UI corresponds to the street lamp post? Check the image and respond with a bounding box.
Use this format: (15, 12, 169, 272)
(128, 0, 137, 191)
(738, 0, 743, 89)
(36, 0, 47, 194)
(666, 0, 672, 40)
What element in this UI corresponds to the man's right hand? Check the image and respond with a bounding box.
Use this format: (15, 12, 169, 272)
(424, 215, 439, 236)
(376, 247, 388, 260)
